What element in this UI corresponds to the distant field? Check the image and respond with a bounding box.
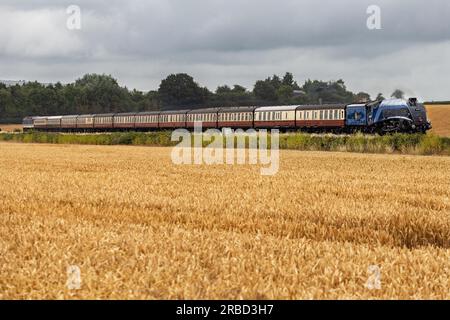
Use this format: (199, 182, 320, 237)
(0, 143, 449, 299)
(0, 124, 22, 132)
(425, 104, 450, 137)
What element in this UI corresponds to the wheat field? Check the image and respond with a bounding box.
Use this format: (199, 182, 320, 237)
(426, 104, 450, 137)
(0, 142, 449, 299)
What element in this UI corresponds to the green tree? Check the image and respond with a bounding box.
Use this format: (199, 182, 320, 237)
(276, 85, 294, 104)
(253, 79, 277, 102)
(355, 92, 371, 102)
(158, 73, 209, 108)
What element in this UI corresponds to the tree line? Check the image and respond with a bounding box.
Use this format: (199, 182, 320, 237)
(0, 72, 406, 123)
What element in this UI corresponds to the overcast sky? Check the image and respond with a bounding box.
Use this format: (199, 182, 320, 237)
(1, 0, 449, 100)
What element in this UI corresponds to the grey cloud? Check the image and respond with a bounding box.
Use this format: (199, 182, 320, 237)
(0, 0, 449, 100)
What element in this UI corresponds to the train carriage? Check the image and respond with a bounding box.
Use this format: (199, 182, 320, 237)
(46, 116, 62, 130)
(296, 104, 346, 131)
(159, 110, 187, 129)
(186, 108, 220, 129)
(135, 111, 160, 130)
(33, 116, 48, 130)
(22, 117, 34, 131)
(61, 115, 78, 130)
(76, 114, 95, 130)
(254, 106, 297, 129)
(113, 113, 136, 130)
(218, 107, 255, 129)
(94, 113, 114, 130)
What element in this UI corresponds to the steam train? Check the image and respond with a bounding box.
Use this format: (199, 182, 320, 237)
(23, 98, 431, 134)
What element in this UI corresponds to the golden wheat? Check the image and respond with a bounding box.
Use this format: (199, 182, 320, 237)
(0, 142, 449, 299)
(426, 104, 450, 137)
(0, 124, 22, 133)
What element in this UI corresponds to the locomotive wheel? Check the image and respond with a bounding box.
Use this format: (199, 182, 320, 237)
(379, 119, 410, 134)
